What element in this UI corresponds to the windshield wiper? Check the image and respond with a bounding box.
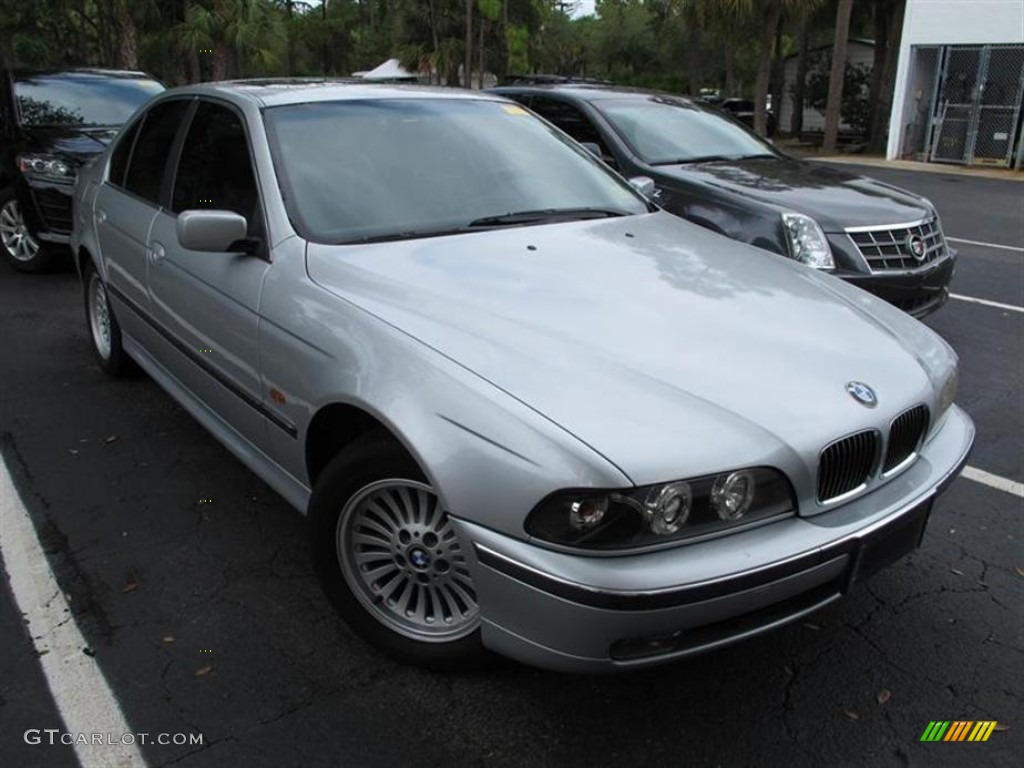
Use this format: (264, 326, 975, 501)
(467, 207, 631, 227)
(652, 155, 736, 166)
(331, 208, 633, 244)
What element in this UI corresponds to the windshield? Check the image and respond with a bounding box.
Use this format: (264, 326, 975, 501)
(14, 74, 165, 127)
(594, 98, 776, 165)
(263, 98, 648, 243)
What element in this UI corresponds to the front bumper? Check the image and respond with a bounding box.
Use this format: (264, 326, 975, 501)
(452, 405, 974, 672)
(15, 177, 74, 245)
(840, 250, 957, 318)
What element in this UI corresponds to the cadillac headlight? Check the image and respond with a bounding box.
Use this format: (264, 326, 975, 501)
(524, 467, 795, 550)
(18, 153, 77, 181)
(782, 212, 834, 269)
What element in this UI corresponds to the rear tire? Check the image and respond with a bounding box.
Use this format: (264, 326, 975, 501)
(309, 432, 491, 671)
(0, 187, 57, 273)
(83, 261, 136, 377)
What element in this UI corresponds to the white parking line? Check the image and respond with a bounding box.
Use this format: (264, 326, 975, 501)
(950, 294, 1024, 313)
(962, 466, 1024, 498)
(947, 237, 1024, 253)
(0, 455, 147, 768)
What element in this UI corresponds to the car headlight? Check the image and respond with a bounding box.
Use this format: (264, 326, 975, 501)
(17, 153, 77, 181)
(782, 212, 835, 269)
(524, 467, 795, 550)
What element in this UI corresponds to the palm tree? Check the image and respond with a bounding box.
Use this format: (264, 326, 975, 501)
(695, 0, 823, 137)
(822, 0, 854, 151)
(178, 0, 284, 81)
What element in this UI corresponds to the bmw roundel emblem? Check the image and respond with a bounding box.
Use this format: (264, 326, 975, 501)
(846, 381, 878, 407)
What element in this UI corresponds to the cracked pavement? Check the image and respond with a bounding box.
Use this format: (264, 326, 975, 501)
(1, 166, 1021, 767)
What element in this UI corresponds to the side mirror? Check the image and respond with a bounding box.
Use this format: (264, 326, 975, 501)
(628, 176, 657, 200)
(580, 142, 602, 158)
(177, 210, 248, 252)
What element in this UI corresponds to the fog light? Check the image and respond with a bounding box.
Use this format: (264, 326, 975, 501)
(569, 497, 608, 530)
(711, 471, 756, 520)
(646, 481, 692, 535)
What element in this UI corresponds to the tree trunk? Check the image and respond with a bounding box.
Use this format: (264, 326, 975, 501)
(464, 0, 474, 88)
(285, 0, 296, 75)
(724, 37, 736, 95)
(791, 18, 810, 136)
(478, 18, 485, 89)
(116, 1, 138, 70)
(823, 0, 854, 152)
(754, 2, 782, 137)
(867, 0, 888, 144)
(499, 0, 507, 82)
(770, 20, 784, 135)
(870, 0, 906, 152)
(212, 42, 228, 81)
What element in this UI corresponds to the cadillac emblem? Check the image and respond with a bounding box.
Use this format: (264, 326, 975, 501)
(846, 381, 878, 407)
(906, 234, 927, 261)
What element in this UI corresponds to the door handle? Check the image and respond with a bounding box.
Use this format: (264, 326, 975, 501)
(149, 242, 166, 264)
(96, 208, 107, 224)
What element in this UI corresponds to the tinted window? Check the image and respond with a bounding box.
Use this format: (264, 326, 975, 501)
(14, 73, 164, 127)
(594, 98, 776, 164)
(109, 120, 141, 187)
(263, 99, 646, 244)
(124, 100, 190, 203)
(172, 102, 258, 227)
(530, 97, 609, 153)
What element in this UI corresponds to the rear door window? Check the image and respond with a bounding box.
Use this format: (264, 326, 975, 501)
(123, 99, 191, 204)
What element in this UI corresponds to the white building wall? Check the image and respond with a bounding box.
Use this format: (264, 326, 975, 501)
(887, 0, 1024, 159)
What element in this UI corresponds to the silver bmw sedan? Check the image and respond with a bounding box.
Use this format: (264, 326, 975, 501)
(71, 81, 974, 672)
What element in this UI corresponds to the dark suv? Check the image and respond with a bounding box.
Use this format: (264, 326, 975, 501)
(0, 68, 164, 272)
(491, 84, 956, 318)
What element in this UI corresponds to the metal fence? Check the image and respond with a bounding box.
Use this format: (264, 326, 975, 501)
(928, 44, 1024, 167)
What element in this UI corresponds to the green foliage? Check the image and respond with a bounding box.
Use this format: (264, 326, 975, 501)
(804, 51, 872, 134)
(0, 0, 864, 124)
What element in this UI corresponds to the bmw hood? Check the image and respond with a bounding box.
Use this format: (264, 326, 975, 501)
(657, 157, 932, 231)
(307, 213, 953, 486)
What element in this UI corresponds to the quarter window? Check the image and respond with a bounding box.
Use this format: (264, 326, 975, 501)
(109, 120, 141, 188)
(172, 102, 258, 229)
(123, 100, 190, 203)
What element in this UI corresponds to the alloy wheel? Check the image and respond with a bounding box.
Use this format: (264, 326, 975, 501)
(87, 274, 113, 360)
(337, 479, 479, 642)
(0, 199, 41, 262)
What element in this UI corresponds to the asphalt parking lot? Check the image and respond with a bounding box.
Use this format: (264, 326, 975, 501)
(1, 164, 1021, 768)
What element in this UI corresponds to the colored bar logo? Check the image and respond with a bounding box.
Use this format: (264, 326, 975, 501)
(920, 721, 998, 742)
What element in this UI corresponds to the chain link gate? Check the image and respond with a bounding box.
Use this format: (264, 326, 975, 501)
(929, 45, 1024, 167)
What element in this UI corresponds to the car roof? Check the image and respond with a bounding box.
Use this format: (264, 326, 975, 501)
(163, 79, 508, 108)
(490, 83, 697, 105)
(9, 68, 156, 80)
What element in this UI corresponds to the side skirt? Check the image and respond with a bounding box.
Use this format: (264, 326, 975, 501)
(122, 333, 312, 515)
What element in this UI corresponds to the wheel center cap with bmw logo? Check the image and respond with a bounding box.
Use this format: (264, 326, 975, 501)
(408, 547, 431, 569)
(846, 381, 878, 407)
(907, 234, 927, 261)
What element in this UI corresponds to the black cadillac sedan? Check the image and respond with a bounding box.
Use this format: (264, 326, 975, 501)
(0, 68, 164, 272)
(491, 84, 956, 317)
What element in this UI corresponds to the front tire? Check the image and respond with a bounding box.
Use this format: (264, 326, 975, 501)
(83, 262, 135, 377)
(0, 187, 57, 272)
(309, 432, 489, 670)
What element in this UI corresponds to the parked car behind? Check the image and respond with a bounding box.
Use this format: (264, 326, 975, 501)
(0, 68, 164, 272)
(73, 81, 972, 672)
(491, 84, 956, 318)
(719, 97, 777, 137)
